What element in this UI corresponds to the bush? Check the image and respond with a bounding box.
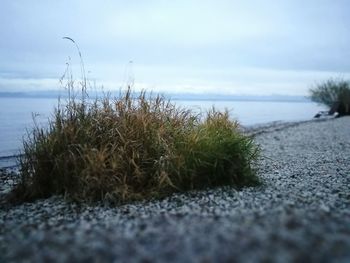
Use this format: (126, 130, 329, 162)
(310, 79, 350, 116)
(11, 87, 259, 204)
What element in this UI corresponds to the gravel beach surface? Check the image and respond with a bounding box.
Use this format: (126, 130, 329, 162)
(1, 117, 349, 263)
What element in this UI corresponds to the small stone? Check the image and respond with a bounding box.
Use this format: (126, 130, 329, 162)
(320, 204, 330, 213)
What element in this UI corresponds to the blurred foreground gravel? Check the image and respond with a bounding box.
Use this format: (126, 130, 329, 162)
(1, 117, 349, 263)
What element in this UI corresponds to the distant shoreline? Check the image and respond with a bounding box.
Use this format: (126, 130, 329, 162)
(242, 115, 336, 136)
(0, 91, 311, 103)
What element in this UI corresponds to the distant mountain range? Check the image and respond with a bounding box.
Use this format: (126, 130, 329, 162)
(0, 90, 311, 102)
(0, 90, 64, 98)
(167, 93, 310, 102)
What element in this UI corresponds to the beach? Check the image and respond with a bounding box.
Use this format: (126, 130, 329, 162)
(1, 117, 349, 262)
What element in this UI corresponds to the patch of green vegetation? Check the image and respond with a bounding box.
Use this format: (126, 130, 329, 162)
(310, 79, 350, 116)
(10, 37, 259, 204)
(11, 87, 259, 204)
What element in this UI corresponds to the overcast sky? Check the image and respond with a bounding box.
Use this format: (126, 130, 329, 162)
(1, 0, 350, 95)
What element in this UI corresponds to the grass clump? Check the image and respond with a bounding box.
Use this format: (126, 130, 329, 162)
(310, 79, 350, 116)
(13, 88, 259, 204)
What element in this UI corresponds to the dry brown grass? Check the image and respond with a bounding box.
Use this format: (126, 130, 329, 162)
(10, 38, 259, 204)
(11, 87, 259, 204)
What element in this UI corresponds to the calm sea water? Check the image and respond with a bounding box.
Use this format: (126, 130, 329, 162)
(0, 97, 325, 166)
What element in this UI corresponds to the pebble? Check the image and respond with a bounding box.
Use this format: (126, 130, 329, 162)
(1, 117, 350, 262)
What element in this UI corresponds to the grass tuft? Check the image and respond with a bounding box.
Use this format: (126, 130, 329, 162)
(310, 78, 350, 116)
(11, 87, 260, 204)
(11, 35, 259, 204)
